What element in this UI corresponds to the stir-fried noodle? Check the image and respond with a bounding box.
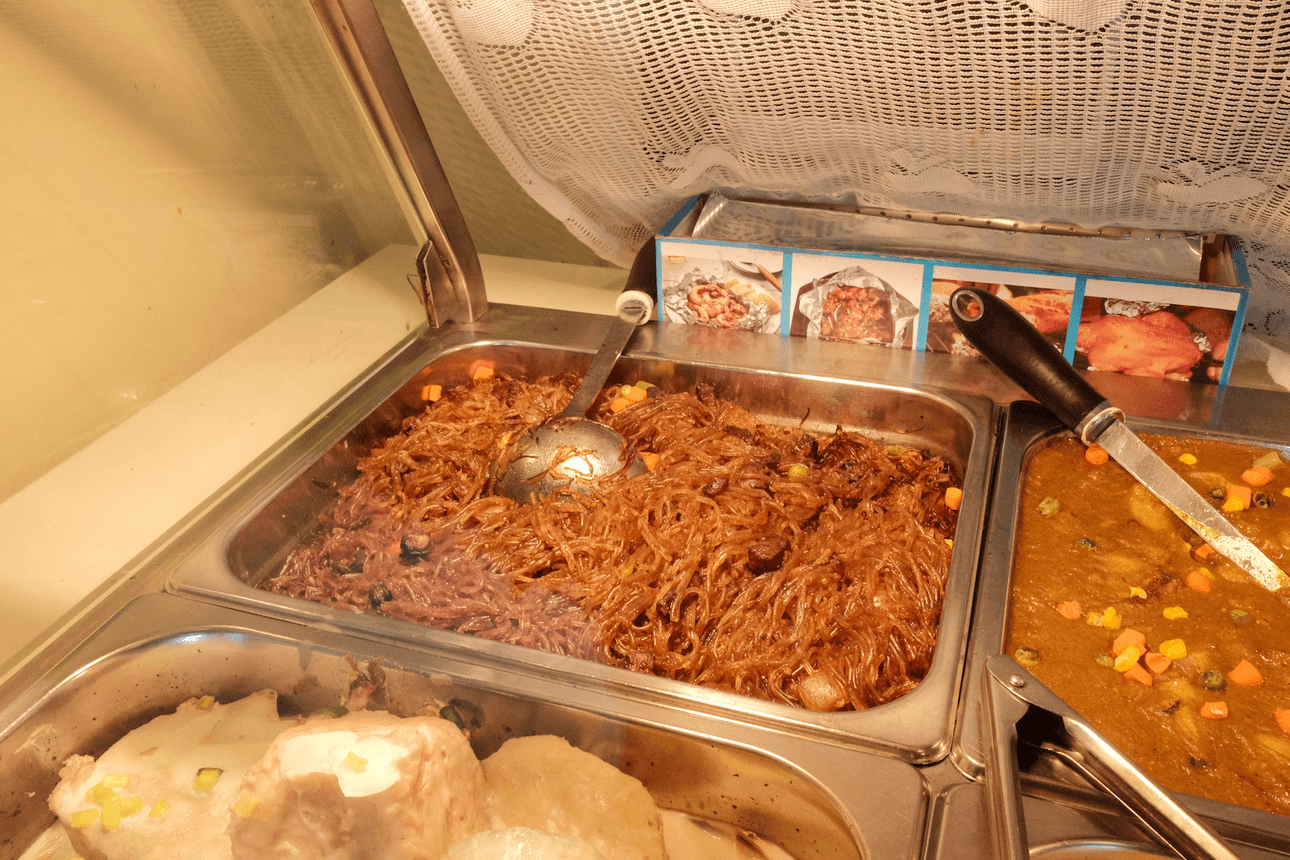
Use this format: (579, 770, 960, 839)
(264, 374, 959, 711)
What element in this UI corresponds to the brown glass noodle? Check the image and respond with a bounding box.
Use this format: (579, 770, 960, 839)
(264, 374, 959, 711)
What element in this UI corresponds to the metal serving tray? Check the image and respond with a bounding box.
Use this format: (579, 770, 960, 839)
(953, 395, 1290, 855)
(166, 304, 997, 764)
(926, 781, 1290, 860)
(0, 593, 928, 860)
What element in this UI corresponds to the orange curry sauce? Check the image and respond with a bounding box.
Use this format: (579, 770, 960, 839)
(1007, 434, 1290, 817)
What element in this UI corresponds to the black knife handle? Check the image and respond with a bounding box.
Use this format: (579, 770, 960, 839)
(949, 286, 1120, 441)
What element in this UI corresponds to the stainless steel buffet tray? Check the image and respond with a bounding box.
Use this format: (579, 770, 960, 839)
(164, 305, 998, 764)
(953, 396, 1290, 855)
(928, 781, 1290, 860)
(0, 593, 926, 860)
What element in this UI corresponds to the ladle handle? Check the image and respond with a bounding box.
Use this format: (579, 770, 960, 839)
(949, 286, 1116, 442)
(559, 239, 656, 419)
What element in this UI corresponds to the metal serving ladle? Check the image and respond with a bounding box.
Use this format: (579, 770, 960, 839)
(489, 243, 656, 504)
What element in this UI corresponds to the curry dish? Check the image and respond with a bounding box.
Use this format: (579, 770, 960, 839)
(1007, 434, 1290, 818)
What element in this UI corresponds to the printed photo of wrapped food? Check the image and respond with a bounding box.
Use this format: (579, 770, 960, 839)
(658, 248, 783, 334)
(925, 278, 1076, 357)
(789, 257, 922, 347)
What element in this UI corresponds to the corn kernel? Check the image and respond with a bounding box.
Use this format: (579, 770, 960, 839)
(344, 751, 368, 773)
(1085, 611, 1104, 626)
(1114, 646, 1142, 672)
(1162, 606, 1189, 620)
(69, 808, 100, 828)
(1178, 453, 1197, 465)
(1128, 586, 1147, 599)
(193, 767, 223, 792)
(85, 782, 117, 806)
(149, 800, 169, 818)
(197, 695, 215, 710)
(787, 463, 809, 482)
(233, 793, 259, 818)
(1100, 606, 1122, 630)
(101, 773, 130, 790)
(1222, 497, 1246, 512)
(1159, 638, 1187, 659)
(101, 794, 122, 831)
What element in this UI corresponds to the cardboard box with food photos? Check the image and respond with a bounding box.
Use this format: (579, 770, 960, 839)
(655, 196, 1250, 386)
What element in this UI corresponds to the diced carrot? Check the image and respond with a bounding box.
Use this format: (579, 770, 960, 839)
(1055, 601, 1083, 621)
(641, 452, 660, 471)
(1242, 466, 1275, 487)
(624, 385, 648, 403)
(471, 364, 495, 381)
(1275, 709, 1290, 735)
(420, 383, 443, 402)
(1112, 628, 1147, 657)
(1199, 701, 1229, 720)
(468, 359, 495, 378)
(1228, 659, 1264, 687)
(1192, 543, 1216, 561)
(1225, 484, 1251, 511)
(1123, 663, 1154, 687)
(1085, 443, 1109, 466)
(609, 396, 630, 412)
(944, 487, 963, 511)
(1144, 652, 1172, 674)
(1185, 569, 1213, 593)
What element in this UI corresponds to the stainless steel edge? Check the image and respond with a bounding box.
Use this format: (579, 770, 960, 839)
(0, 593, 930, 860)
(308, 0, 486, 326)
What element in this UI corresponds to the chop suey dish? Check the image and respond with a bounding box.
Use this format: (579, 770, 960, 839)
(1007, 434, 1290, 817)
(262, 367, 961, 712)
(42, 667, 767, 860)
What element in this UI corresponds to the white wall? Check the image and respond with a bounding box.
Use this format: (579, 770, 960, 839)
(0, 0, 413, 500)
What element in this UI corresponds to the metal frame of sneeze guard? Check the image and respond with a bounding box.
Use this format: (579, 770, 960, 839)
(309, 0, 487, 327)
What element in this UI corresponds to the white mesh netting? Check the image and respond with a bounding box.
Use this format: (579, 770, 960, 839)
(401, 0, 1290, 364)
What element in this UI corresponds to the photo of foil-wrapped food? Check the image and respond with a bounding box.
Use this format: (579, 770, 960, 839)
(660, 254, 782, 334)
(925, 279, 1075, 357)
(790, 264, 919, 346)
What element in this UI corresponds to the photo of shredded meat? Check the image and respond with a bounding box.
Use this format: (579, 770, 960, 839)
(262, 373, 961, 712)
(820, 285, 895, 343)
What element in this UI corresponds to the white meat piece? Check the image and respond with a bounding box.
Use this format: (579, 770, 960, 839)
(228, 709, 491, 860)
(483, 736, 668, 860)
(448, 827, 606, 860)
(47, 689, 295, 860)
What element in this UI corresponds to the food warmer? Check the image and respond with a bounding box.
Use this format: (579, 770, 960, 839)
(3, 1, 1290, 859)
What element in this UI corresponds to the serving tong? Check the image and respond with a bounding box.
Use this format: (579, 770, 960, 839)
(985, 654, 1243, 860)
